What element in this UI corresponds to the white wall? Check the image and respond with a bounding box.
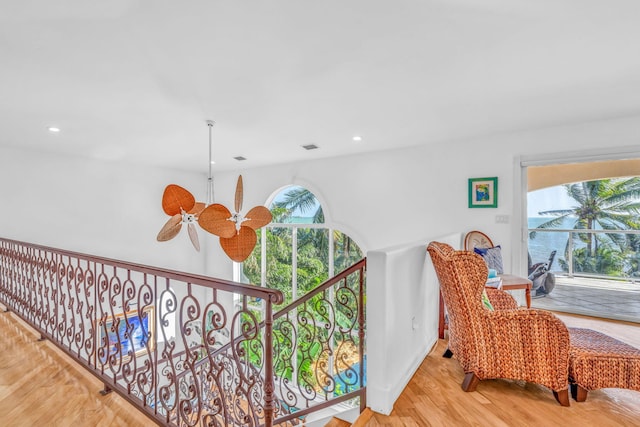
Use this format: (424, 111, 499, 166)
(4, 114, 631, 276)
(366, 232, 461, 414)
(0, 146, 207, 273)
(210, 114, 640, 414)
(2, 114, 640, 414)
(215, 115, 640, 269)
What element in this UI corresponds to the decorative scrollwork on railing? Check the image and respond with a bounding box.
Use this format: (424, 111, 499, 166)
(271, 259, 367, 425)
(0, 238, 364, 426)
(0, 238, 288, 427)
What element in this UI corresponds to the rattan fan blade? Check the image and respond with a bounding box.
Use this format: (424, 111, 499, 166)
(157, 214, 182, 241)
(189, 202, 206, 216)
(244, 206, 272, 230)
(220, 226, 257, 262)
(198, 203, 236, 238)
(187, 223, 200, 252)
(162, 184, 195, 216)
(235, 175, 243, 213)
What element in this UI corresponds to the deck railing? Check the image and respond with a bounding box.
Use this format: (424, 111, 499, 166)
(0, 238, 366, 426)
(528, 228, 640, 281)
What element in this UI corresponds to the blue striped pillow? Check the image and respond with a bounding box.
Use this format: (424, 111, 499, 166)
(474, 246, 504, 275)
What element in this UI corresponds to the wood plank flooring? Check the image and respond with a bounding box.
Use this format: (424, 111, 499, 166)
(0, 311, 151, 427)
(324, 417, 351, 427)
(366, 313, 640, 426)
(2, 307, 639, 427)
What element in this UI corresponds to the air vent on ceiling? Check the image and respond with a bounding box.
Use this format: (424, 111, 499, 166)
(302, 144, 319, 150)
(234, 156, 247, 161)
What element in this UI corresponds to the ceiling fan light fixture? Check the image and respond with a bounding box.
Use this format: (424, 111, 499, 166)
(156, 121, 272, 262)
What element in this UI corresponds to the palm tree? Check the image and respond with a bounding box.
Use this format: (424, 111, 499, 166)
(272, 187, 362, 272)
(272, 187, 324, 224)
(532, 178, 640, 258)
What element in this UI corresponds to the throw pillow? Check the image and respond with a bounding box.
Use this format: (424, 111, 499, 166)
(481, 289, 494, 311)
(474, 246, 504, 275)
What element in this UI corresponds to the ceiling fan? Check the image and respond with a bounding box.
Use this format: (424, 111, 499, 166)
(156, 121, 271, 262)
(156, 184, 205, 251)
(198, 175, 272, 262)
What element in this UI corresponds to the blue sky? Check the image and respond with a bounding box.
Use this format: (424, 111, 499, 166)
(528, 186, 575, 217)
(271, 185, 320, 217)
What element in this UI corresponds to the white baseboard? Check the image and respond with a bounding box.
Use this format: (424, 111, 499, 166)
(367, 337, 437, 415)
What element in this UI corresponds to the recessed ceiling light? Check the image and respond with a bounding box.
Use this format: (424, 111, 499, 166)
(352, 135, 363, 142)
(48, 127, 60, 133)
(302, 144, 319, 150)
(210, 160, 215, 164)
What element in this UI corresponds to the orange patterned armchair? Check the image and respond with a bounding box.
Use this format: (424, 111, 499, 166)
(427, 241, 571, 406)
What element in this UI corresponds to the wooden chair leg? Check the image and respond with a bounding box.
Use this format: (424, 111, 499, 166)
(553, 389, 570, 407)
(461, 372, 479, 392)
(571, 384, 588, 402)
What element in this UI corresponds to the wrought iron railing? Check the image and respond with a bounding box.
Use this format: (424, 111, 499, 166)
(271, 258, 366, 425)
(0, 238, 282, 426)
(528, 228, 640, 280)
(0, 238, 366, 426)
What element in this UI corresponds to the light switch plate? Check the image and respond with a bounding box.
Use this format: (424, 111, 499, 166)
(495, 214, 510, 224)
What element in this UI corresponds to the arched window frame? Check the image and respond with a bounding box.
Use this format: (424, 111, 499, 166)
(233, 184, 362, 304)
(230, 184, 364, 392)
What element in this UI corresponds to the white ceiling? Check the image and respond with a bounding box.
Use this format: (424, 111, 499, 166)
(2, 0, 640, 173)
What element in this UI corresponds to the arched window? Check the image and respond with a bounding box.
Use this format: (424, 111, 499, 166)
(241, 185, 363, 307)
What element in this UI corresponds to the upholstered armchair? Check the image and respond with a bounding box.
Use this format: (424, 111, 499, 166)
(427, 241, 571, 406)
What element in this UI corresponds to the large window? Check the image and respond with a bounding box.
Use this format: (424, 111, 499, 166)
(528, 177, 640, 278)
(232, 186, 365, 402)
(527, 172, 640, 323)
(240, 186, 363, 308)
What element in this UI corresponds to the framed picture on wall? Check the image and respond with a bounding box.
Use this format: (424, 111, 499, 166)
(468, 177, 498, 208)
(97, 306, 155, 366)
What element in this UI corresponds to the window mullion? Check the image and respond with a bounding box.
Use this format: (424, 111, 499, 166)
(261, 227, 267, 288)
(261, 227, 267, 320)
(328, 228, 335, 398)
(292, 226, 298, 388)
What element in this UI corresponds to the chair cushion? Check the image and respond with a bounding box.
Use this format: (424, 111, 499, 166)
(474, 246, 504, 274)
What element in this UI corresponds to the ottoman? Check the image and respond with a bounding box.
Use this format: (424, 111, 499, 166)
(568, 327, 640, 402)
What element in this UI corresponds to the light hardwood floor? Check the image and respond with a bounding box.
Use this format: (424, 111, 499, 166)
(2, 309, 639, 427)
(0, 311, 151, 427)
(366, 313, 640, 426)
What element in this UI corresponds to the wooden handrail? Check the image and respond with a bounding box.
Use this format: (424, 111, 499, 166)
(0, 237, 282, 303)
(274, 258, 366, 320)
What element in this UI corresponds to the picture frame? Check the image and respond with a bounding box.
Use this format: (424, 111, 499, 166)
(97, 306, 155, 366)
(468, 177, 498, 208)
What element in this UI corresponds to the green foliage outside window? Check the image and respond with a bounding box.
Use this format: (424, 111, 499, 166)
(239, 186, 364, 397)
(532, 177, 640, 278)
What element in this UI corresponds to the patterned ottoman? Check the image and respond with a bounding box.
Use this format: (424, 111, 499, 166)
(568, 328, 640, 402)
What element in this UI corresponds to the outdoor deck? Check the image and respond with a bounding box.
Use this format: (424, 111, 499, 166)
(531, 275, 640, 323)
